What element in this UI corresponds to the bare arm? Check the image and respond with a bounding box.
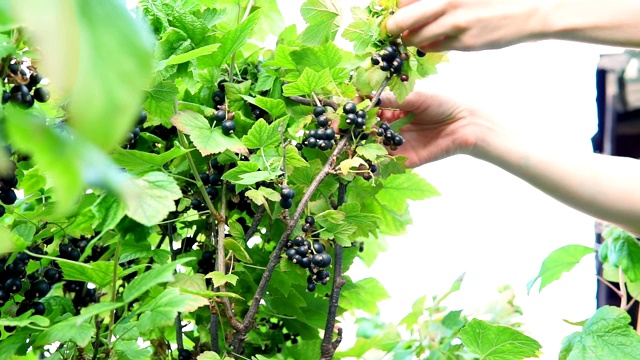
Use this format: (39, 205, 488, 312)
(385, 0, 640, 52)
(379, 91, 640, 235)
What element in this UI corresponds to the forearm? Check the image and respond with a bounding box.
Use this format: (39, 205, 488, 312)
(473, 124, 640, 235)
(540, 0, 640, 48)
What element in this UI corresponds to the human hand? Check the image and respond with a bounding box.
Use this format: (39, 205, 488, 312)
(378, 91, 491, 167)
(385, 0, 549, 52)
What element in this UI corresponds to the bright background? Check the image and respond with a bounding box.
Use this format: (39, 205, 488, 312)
(275, 0, 624, 358)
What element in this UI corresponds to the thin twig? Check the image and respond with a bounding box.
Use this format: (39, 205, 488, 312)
(620, 266, 628, 309)
(367, 76, 391, 112)
(321, 182, 348, 359)
(92, 316, 101, 360)
(596, 274, 623, 297)
(244, 206, 266, 242)
(288, 96, 339, 111)
(175, 314, 184, 350)
(106, 240, 122, 350)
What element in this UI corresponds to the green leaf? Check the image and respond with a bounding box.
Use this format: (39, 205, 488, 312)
(123, 258, 193, 302)
(298, 0, 341, 46)
(34, 319, 94, 347)
(599, 227, 640, 282)
(92, 193, 126, 231)
(205, 271, 239, 288)
(0, 226, 28, 255)
(208, 10, 262, 69)
(59, 261, 120, 288)
(197, 352, 222, 360)
(242, 118, 286, 149)
(341, 278, 390, 315)
(114, 340, 153, 360)
(282, 68, 332, 96)
(527, 244, 595, 293)
(399, 295, 427, 328)
(559, 306, 640, 360)
(112, 144, 191, 174)
(316, 209, 346, 224)
(460, 319, 542, 360)
(0, 314, 50, 328)
(163, 43, 220, 66)
(119, 171, 182, 227)
(375, 172, 440, 213)
(254, 96, 287, 118)
(342, 7, 379, 54)
(180, 288, 244, 300)
(144, 81, 179, 128)
(355, 143, 388, 162)
(171, 110, 248, 156)
(320, 221, 357, 246)
(65, 0, 153, 150)
(221, 162, 259, 183)
(136, 288, 203, 333)
(246, 187, 281, 207)
(262, 44, 298, 70)
(224, 238, 252, 263)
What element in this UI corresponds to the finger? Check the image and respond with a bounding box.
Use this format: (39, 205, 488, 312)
(379, 91, 400, 109)
(403, 16, 464, 48)
(386, 0, 447, 36)
(419, 36, 461, 52)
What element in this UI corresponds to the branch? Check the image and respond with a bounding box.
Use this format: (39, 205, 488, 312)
(244, 206, 266, 242)
(209, 309, 220, 353)
(620, 266, 628, 309)
(288, 96, 339, 111)
(321, 182, 348, 359)
(175, 314, 184, 350)
(228, 135, 350, 354)
(597, 274, 623, 297)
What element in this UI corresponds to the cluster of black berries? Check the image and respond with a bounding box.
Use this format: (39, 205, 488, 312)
(213, 109, 236, 136)
(0, 252, 50, 333)
(371, 45, 409, 82)
(279, 184, 295, 209)
(376, 122, 404, 150)
(196, 250, 216, 275)
(343, 101, 367, 129)
(178, 349, 192, 360)
(123, 110, 147, 149)
(0, 158, 18, 217)
(284, 216, 332, 292)
(300, 106, 336, 151)
(190, 158, 224, 211)
(2, 60, 50, 109)
(356, 162, 378, 181)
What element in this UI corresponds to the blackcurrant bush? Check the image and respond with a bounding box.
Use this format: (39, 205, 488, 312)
(305, 215, 315, 226)
(313, 106, 325, 117)
(33, 87, 50, 103)
(416, 49, 426, 57)
(221, 120, 236, 135)
(5, 278, 22, 294)
(213, 110, 226, 122)
(178, 349, 192, 360)
(212, 91, 225, 106)
(279, 198, 293, 209)
(343, 102, 356, 114)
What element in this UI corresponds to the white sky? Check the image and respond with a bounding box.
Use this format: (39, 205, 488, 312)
(276, 0, 624, 358)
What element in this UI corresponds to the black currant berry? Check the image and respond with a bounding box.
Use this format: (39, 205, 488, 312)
(1, 91, 10, 104)
(295, 143, 303, 151)
(380, 123, 390, 131)
(280, 186, 295, 200)
(317, 140, 330, 151)
(343, 102, 357, 115)
(299, 257, 312, 269)
(370, 54, 381, 66)
(68, 248, 81, 261)
(8, 63, 19, 75)
(381, 45, 398, 62)
(33, 87, 50, 103)
(138, 110, 147, 125)
(356, 110, 366, 119)
(312, 241, 324, 254)
(313, 106, 326, 117)
(199, 173, 210, 185)
(355, 117, 366, 129)
(213, 110, 226, 122)
(0, 189, 17, 205)
(301, 224, 310, 233)
(221, 120, 236, 136)
(346, 113, 357, 125)
(5, 278, 22, 294)
(0, 289, 8, 306)
(285, 248, 297, 260)
(400, 74, 409, 82)
(178, 349, 192, 360)
(28, 73, 42, 88)
(416, 49, 426, 57)
(212, 91, 225, 106)
(316, 114, 329, 127)
(31, 301, 46, 316)
(380, 61, 390, 72)
(363, 172, 373, 181)
(44, 268, 59, 283)
(15, 252, 29, 264)
(31, 279, 50, 298)
(279, 198, 293, 209)
(293, 236, 305, 246)
(0, 204, 5, 217)
(307, 283, 316, 292)
(206, 186, 219, 198)
(295, 245, 309, 257)
(400, 52, 410, 61)
(393, 134, 404, 146)
(305, 215, 315, 225)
